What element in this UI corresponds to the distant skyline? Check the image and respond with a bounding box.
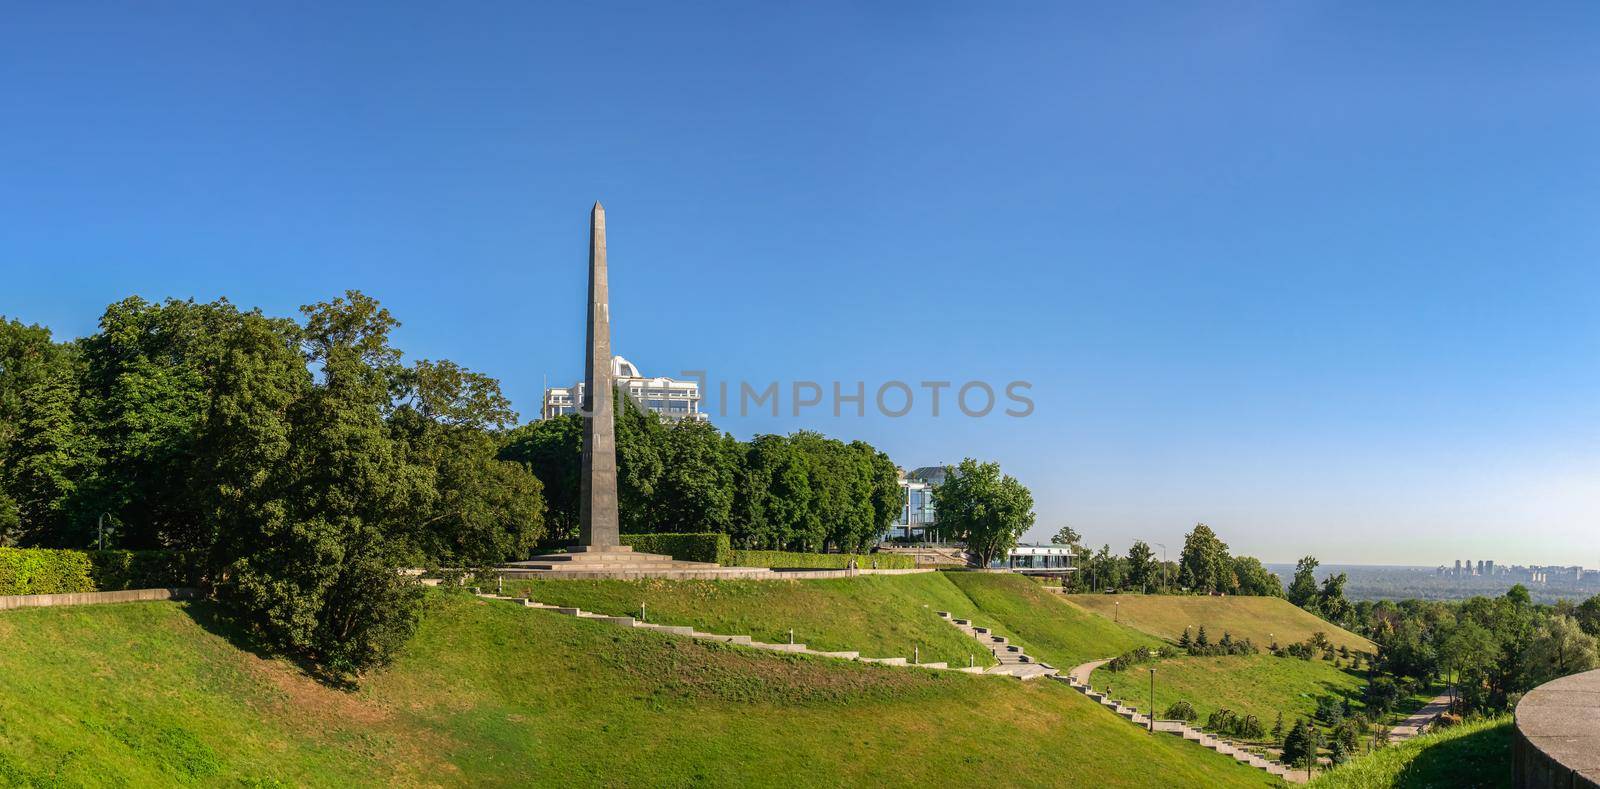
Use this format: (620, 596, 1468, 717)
(3, 3, 1598, 566)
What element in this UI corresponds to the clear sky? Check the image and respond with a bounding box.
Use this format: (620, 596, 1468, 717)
(3, 2, 1597, 566)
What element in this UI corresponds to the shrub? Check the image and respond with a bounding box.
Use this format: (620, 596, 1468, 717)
(1206, 708, 1239, 733)
(1106, 646, 1158, 672)
(726, 550, 915, 570)
(0, 548, 95, 595)
(86, 550, 200, 590)
(620, 533, 730, 565)
(1165, 700, 1198, 722)
(1235, 714, 1266, 740)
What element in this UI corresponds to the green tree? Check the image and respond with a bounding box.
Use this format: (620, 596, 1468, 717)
(932, 458, 1034, 567)
(651, 419, 738, 534)
(500, 415, 582, 543)
(1575, 594, 1600, 639)
(1177, 523, 1232, 594)
(1049, 524, 1081, 547)
(1288, 556, 1320, 609)
(3, 359, 87, 545)
(1318, 572, 1353, 624)
(1126, 540, 1157, 592)
(1525, 615, 1600, 686)
(1280, 720, 1319, 770)
(1231, 555, 1284, 597)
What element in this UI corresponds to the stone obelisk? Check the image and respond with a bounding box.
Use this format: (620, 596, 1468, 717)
(578, 201, 621, 548)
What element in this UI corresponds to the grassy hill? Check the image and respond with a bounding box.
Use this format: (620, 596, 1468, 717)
(945, 573, 1164, 668)
(0, 590, 1278, 787)
(503, 573, 994, 666)
(1066, 594, 1374, 654)
(1090, 653, 1367, 729)
(1307, 715, 1512, 788)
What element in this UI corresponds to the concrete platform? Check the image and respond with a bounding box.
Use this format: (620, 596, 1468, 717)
(500, 545, 777, 579)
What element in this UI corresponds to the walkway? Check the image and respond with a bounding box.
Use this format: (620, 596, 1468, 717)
(938, 612, 1058, 680)
(1065, 657, 1306, 784)
(1389, 692, 1452, 741)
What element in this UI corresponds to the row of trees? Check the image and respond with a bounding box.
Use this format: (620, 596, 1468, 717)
(1047, 522, 1281, 596)
(0, 294, 546, 674)
(498, 410, 902, 553)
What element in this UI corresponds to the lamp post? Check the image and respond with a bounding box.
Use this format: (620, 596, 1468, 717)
(1115, 600, 1120, 623)
(1149, 667, 1156, 733)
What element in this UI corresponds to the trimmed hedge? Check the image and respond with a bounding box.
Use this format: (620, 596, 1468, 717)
(620, 533, 731, 565)
(86, 550, 200, 591)
(0, 548, 95, 595)
(0, 548, 197, 596)
(727, 550, 916, 570)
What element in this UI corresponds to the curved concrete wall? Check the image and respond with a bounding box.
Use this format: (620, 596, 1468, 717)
(1514, 667, 1600, 788)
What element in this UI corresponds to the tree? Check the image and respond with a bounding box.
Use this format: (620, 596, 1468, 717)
(1178, 523, 1232, 594)
(3, 358, 87, 545)
(1126, 540, 1157, 592)
(1049, 524, 1081, 547)
(1280, 720, 1317, 769)
(651, 419, 738, 535)
(1525, 615, 1600, 686)
(1271, 712, 1285, 743)
(500, 415, 582, 543)
(1318, 572, 1353, 624)
(1232, 555, 1284, 597)
(1288, 556, 1320, 609)
(1363, 677, 1400, 719)
(1577, 594, 1600, 639)
(932, 458, 1034, 567)
(1196, 625, 1210, 648)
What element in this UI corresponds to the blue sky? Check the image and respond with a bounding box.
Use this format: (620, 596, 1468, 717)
(3, 2, 1598, 565)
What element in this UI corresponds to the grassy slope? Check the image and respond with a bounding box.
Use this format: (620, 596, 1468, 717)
(502, 573, 993, 665)
(1090, 653, 1367, 729)
(0, 594, 1276, 788)
(1066, 594, 1375, 654)
(1308, 716, 1512, 789)
(944, 573, 1164, 667)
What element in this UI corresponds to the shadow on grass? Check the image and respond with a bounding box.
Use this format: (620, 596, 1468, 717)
(178, 596, 360, 692)
(1395, 719, 1512, 788)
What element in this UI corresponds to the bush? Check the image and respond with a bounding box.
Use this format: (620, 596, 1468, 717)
(1106, 646, 1158, 672)
(1165, 700, 1198, 722)
(727, 550, 915, 570)
(620, 533, 731, 565)
(85, 550, 200, 590)
(0, 548, 95, 595)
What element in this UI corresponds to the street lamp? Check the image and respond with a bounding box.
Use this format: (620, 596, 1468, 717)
(1115, 600, 1120, 623)
(1149, 667, 1157, 733)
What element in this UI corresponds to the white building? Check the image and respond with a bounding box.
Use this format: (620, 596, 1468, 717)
(883, 466, 946, 541)
(542, 355, 706, 423)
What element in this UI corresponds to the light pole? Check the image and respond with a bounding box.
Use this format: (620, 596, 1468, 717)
(1148, 667, 1157, 733)
(1115, 600, 1120, 623)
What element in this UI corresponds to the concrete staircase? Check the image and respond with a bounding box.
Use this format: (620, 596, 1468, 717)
(1060, 659, 1305, 783)
(499, 545, 776, 580)
(937, 612, 1059, 681)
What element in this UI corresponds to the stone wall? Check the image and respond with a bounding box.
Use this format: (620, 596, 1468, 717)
(0, 587, 199, 611)
(1513, 667, 1600, 788)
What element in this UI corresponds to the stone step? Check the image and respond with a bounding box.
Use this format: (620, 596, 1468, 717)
(936, 611, 951, 619)
(810, 650, 860, 660)
(555, 607, 587, 616)
(957, 666, 986, 674)
(952, 618, 971, 626)
(689, 632, 753, 645)
(749, 642, 807, 653)
(862, 657, 908, 666)
(590, 616, 637, 626)
(916, 662, 948, 670)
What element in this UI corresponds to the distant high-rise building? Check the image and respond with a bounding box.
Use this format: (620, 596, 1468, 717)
(1477, 560, 1485, 576)
(1486, 560, 1496, 575)
(1454, 560, 1462, 576)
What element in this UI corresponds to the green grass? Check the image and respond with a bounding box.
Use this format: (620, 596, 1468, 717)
(1090, 653, 1368, 732)
(502, 573, 994, 666)
(0, 592, 1278, 787)
(1066, 594, 1374, 654)
(943, 573, 1165, 668)
(1308, 715, 1512, 788)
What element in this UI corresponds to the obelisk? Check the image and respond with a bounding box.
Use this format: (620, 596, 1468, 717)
(579, 201, 621, 548)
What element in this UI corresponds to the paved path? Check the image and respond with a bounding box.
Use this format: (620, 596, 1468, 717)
(1068, 658, 1110, 687)
(1389, 691, 1452, 741)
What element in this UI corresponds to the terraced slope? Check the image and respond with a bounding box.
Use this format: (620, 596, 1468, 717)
(944, 573, 1165, 667)
(1090, 652, 1367, 726)
(503, 573, 993, 665)
(1066, 594, 1374, 654)
(0, 592, 1276, 787)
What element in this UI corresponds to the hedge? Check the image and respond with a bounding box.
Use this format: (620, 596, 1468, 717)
(86, 550, 201, 591)
(0, 548, 95, 595)
(0, 548, 197, 596)
(620, 533, 730, 565)
(727, 550, 916, 570)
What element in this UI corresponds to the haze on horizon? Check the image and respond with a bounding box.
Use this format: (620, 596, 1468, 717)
(2, 3, 1597, 568)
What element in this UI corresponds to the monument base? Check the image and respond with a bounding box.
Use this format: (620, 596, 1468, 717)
(499, 546, 775, 580)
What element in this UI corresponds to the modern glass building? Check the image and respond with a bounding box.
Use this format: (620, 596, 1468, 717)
(989, 544, 1076, 575)
(885, 466, 942, 541)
